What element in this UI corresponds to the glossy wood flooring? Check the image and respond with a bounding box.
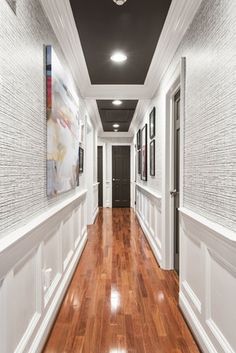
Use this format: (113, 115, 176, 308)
(43, 208, 200, 353)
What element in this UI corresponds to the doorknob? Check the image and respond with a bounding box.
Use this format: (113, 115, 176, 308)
(112, 178, 115, 182)
(170, 189, 177, 197)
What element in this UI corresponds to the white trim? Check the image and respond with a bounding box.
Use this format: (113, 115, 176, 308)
(179, 292, 218, 353)
(0, 189, 87, 277)
(135, 183, 162, 201)
(110, 144, 132, 208)
(136, 210, 162, 266)
(28, 232, 87, 353)
(97, 143, 106, 208)
(161, 60, 182, 270)
(39, 0, 203, 130)
(179, 207, 236, 243)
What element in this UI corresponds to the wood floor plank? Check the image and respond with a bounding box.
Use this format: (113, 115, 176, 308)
(42, 208, 200, 353)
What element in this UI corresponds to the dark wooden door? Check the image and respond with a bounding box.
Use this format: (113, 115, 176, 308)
(97, 146, 103, 207)
(112, 146, 130, 208)
(173, 90, 180, 274)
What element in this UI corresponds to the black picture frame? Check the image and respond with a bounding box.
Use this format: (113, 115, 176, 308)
(138, 150, 141, 174)
(79, 147, 84, 173)
(141, 124, 147, 181)
(150, 140, 155, 176)
(149, 107, 156, 139)
(136, 129, 141, 150)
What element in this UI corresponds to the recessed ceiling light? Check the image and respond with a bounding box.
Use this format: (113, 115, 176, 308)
(112, 100, 122, 106)
(113, 123, 120, 128)
(113, 0, 127, 5)
(110, 52, 127, 63)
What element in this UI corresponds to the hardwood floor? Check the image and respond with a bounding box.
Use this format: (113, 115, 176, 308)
(43, 208, 200, 353)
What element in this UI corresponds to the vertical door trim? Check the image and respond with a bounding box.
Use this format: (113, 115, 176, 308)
(110, 143, 133, 208)
(162, 57, 186, 270)
(97, 143, 106, 208)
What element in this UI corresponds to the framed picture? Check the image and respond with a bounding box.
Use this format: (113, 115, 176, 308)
(138, 150, 141, 174)
(46, 45, 80, 197)
(149, 107, 156, 139)
(136, 129, 141, 150)
(150, 140, 155, 176)
(141, 124, 147, 181)
(79, 147, 84, 173)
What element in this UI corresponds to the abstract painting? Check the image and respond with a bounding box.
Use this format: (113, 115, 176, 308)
(46, 45, 80, 196)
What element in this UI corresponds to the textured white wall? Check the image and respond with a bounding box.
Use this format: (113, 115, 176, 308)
(136, 0, 236, 231)
(0, 0, 89, 237)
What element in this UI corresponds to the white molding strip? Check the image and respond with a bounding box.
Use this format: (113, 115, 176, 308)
(136, 183, 162, 201)
(39, 0, 203, 132)
(0, 190, 87, 278)
(179, 207, 236, 243)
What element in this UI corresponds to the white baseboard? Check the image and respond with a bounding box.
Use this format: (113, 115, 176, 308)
(29, 232, 87, 353)
(92, 206, 99, 224)
(179, 291, 217, 353)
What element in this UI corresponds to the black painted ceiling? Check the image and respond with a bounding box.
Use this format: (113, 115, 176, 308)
(70, 0, 172, 85)
(97, 100, 138, 132)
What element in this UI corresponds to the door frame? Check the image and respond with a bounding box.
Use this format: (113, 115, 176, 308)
(97, 143, 106, 208)
(110, 143, 134, 208)
(162, 57, 186, 270)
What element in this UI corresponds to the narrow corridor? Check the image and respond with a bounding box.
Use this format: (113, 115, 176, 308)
(43, 209, 200, 353)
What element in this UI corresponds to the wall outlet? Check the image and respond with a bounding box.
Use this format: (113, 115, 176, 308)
(44, 268, 52, 291)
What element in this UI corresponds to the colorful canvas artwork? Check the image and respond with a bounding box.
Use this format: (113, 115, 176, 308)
(46, 45, 80, 196)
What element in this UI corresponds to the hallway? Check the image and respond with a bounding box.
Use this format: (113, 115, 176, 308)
(43, 209, 200, 353)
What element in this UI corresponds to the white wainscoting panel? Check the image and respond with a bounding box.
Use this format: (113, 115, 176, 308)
(0, 190, 88, 353)
(179, 207, 236, 353)
(135, 184, 162, 266)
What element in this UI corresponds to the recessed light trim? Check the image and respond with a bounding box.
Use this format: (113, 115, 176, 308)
(112, 100, 122, 106)
(113, 0, 127, 6)
(113, 123, 120, 128)
(110, 52, 127, 63)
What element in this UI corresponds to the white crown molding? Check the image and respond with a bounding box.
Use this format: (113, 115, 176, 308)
(98, 131, 133, 138)
(84, 85, 151, 100)
(39, 0, 91, 97)
(129, 99, 151, 134)
(84, 99, 103, 133)
(40, 0, 203, 132)
(144, 0, 203, 98)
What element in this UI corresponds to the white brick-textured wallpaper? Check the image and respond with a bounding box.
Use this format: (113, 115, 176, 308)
(138, 0, 236, 231)
(0, 0, 85, 236)
(182, 0, 236, 231)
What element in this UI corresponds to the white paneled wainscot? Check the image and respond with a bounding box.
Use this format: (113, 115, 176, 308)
(0, 190, 88, 353)
(179, 208, 236, 353)
(135, 184, 162, 266)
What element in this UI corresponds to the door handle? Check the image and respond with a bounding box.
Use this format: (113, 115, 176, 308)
(170, 189, 177, 197)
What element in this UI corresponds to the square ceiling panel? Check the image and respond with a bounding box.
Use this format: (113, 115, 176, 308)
(97, 100, 138, 132)
(70, 0, 172, 84)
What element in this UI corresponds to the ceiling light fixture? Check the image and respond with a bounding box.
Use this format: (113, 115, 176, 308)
(112, 100, 122, 106)
(113, 123, 120, 128)
(113, 0, 127, 6)
(110, 52, 127, 63)
(114, 129, 119, 132)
